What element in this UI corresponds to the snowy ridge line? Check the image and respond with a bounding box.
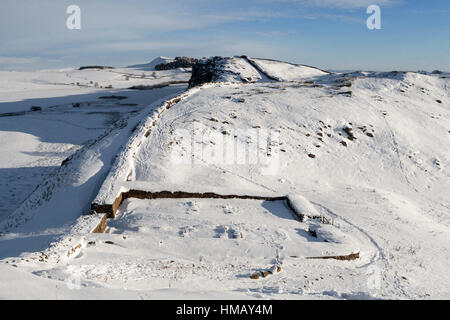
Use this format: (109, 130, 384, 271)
(241, 55, 280, 81)
(247, 57, 329, 82)
(250, 57, 330, 75)
(91, 84, 219, 214)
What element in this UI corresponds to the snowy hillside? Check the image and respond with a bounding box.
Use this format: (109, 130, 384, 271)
(248, 57, 328, 81)
(128, 57, 175, 70)
(0, 57, 449, 299)
(0, 65, 189, 226)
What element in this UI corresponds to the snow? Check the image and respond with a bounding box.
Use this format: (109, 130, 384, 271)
(214, 57, 265, 83)
(0, 57, 449, 299)
(287, 195, 321, 220)
(0, 66, 190, 223)
(249, 58, 328, 81)
(51, 197, 357, 293)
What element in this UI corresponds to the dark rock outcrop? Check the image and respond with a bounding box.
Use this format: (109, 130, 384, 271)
(155, 56, 198, 70)
(189, 57, 221, 87)
(188, 56, 244, 87)
(79, 66, 114, 70)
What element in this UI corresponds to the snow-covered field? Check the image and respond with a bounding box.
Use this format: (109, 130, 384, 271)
(0, 57, 449, 299)
(0, 63, 189, 223)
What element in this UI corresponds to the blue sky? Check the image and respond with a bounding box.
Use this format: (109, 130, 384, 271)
(0, 0, 449, 71)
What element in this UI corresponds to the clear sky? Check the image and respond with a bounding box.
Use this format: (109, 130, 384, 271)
(0, 0, 449, 71)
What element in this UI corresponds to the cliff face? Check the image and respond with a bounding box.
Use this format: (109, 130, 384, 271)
(188, 57, 220, 87)
(155, 56, 198, 71)
(189, 56, 266, 87)
(188, 56, 330, 88)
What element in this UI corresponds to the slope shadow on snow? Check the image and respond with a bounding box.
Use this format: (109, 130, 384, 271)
(0, 87, 179, 117)
(261, 200, 298, 222)
(0, 86, 185, 208)
(0, 109, 115, 145)
(261, 201, 321, 243)
(312, 70, 416, 85)
(0, 141, 122, 259)
(105, 216, 141, 234)
(0, 162, 107, 259)
(0, 86, 187, 259)
(295, 228, 323, 243)
(0, 166, 57, 221)
(0, 90, 118, 115)
(0, 89, 142, 222)
(0, 232, 62, 260)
